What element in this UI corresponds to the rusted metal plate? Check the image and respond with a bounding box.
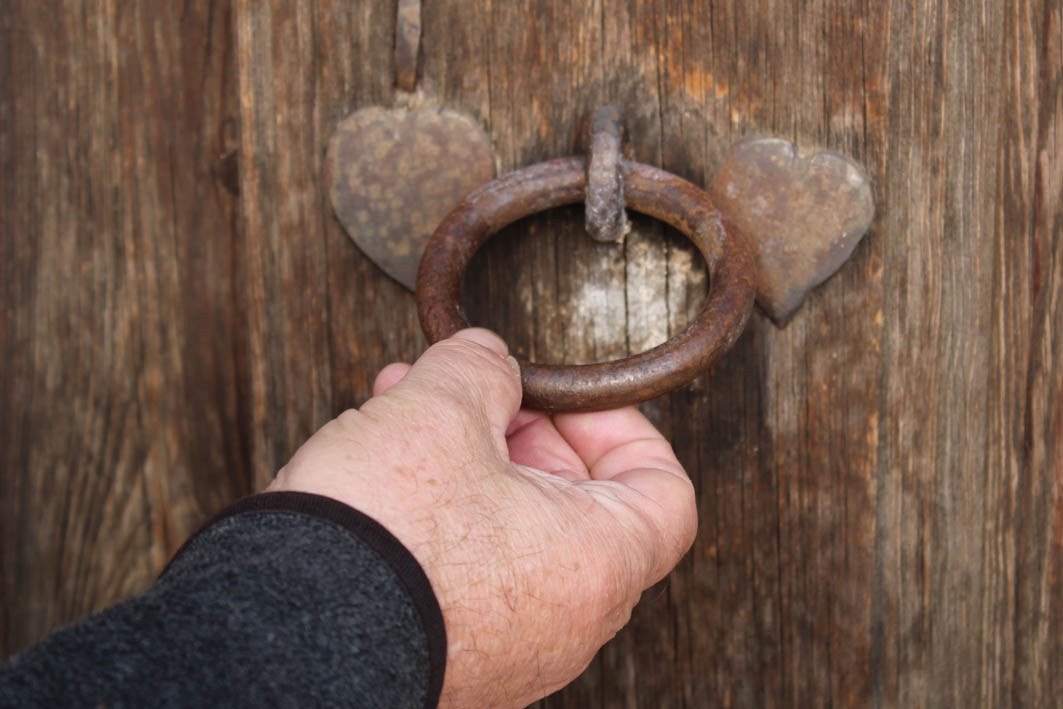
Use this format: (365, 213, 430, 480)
(324, 106, 495, 289)
(710, 137, 875, 324)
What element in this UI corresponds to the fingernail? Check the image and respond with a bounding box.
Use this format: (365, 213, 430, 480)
(505, 355, 521, 377)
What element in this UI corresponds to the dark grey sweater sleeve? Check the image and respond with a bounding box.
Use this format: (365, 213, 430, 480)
(0, 492, 447, 708)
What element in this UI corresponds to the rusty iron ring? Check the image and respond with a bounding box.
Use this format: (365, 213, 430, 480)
(416, 156, 756, 412)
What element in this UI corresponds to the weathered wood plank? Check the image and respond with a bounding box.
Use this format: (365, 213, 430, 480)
(0, 0, 244, 653)
(1, 1, 1061, 707)
(1006, 3, 1063, 707)
(235, 0, 332, 485)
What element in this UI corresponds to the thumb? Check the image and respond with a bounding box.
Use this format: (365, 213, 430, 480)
(387, 328, 523, 436)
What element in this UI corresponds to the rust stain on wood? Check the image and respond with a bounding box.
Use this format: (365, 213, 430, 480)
(394, 0, 421, 91)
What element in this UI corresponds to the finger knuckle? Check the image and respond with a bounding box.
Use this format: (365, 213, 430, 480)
(429, 341, 520, 399)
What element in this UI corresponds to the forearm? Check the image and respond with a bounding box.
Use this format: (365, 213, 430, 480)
(0, 493, 446, 708)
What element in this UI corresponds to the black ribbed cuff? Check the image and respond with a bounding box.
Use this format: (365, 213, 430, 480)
(165, 491, 447, 709)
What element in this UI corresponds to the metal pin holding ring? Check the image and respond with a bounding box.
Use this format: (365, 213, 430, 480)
(584, 106, 630, 242)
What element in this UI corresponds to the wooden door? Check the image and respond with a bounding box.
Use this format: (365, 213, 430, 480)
(2, 2, 1061, 706)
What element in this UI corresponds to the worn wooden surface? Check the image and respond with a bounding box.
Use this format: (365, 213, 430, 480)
(2, 1, 1061, 706)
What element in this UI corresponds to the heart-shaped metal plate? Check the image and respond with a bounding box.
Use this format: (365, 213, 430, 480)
(710, 137, 874, 324)
(324, 106, 495, 289)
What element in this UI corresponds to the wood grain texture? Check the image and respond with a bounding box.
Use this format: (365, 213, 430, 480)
(2, 1, 1061, 706)
(0, 0, 246, 654)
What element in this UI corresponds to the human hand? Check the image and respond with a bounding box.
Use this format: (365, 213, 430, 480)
(268, 329, 697, 707)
